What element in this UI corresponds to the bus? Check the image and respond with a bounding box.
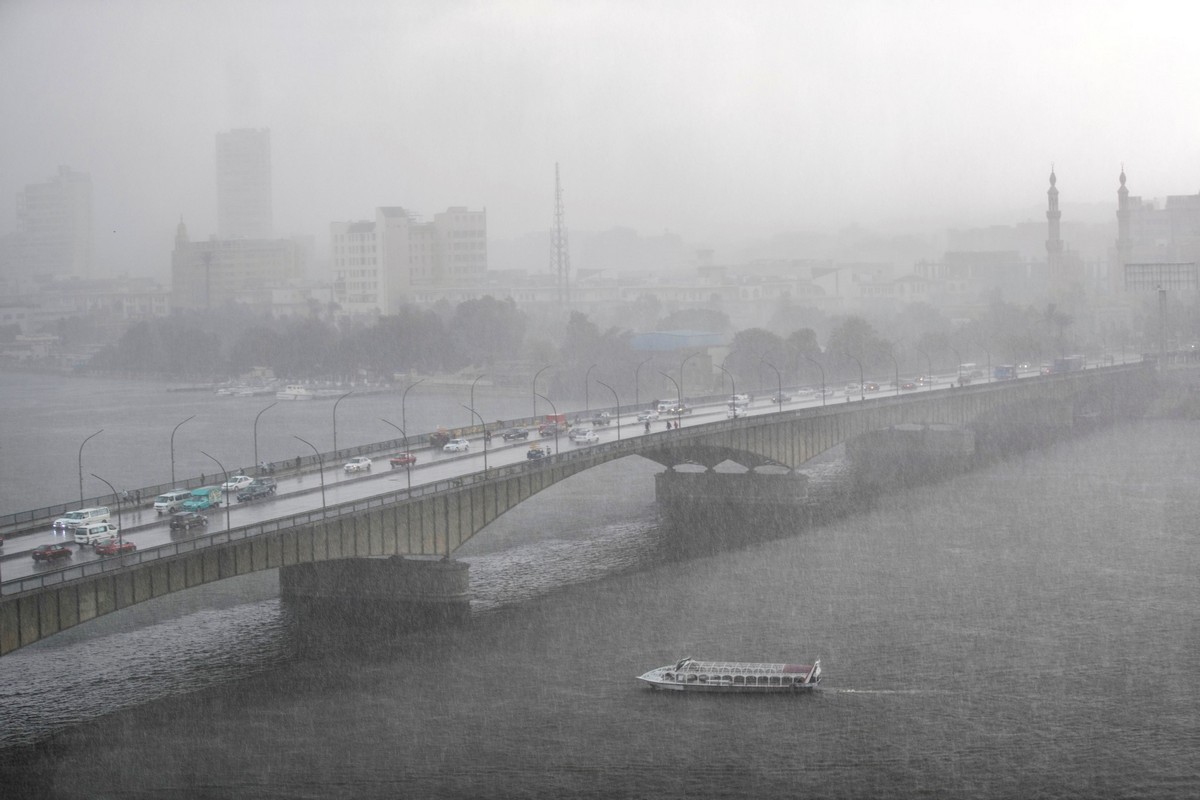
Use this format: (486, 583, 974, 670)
(1051, 355, 1085, 373)
(993, 365, 1019, 380)
(958, 363, 983, 379)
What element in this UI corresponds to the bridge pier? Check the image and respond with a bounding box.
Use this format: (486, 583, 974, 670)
(655, 469, 810, 534)
(847, 423, 974, 492)
(279, 556, 470, 633)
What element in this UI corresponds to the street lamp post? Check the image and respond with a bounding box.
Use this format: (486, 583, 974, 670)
(332, 391, 353, 459)
(170, 416, 194, 487)
(680, 352, 701, 403)
(78, 429, 103, 506)
(461, 404, 488, 471)
(89, 473, 124, 545)
(596, 379, 621, 440)
(535, 392, 560, 454)
(199, 450, 232, 532)
(402, 378, 424, 438)
(844, 353, 865, 400)
(802, 354, 826, 406)
(293, 435, 326, 517)
(532, 364, 554, 421)
(253, 402, 277, 471)
(584, 364, 597, 414)
(634, 356, 653, 409)
(380, 418, 413, 493)
(887, 349, 900, 396)
(974, 343, 992, 383)
(762, 358, 784, 412)
(949, 346, 963, 387)
(658, 371, 681, 427)
(718, 364, 736, 400)
(915, 347, 933, 390)
(470, 374, 486, 430)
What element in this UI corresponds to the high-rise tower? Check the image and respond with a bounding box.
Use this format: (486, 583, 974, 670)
(216, 128, 273, 239)
(15, 166, 93, 278)
(551, 163, 571, 305)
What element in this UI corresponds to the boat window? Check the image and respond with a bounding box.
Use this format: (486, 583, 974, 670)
(733, 675, 745, 684)
(698, 675, 708, 683)
(686, 675, 697, 683)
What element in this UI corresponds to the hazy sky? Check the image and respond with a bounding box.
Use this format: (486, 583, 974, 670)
(3, 0, 1199, 275)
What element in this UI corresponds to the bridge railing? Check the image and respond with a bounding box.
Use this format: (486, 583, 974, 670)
(0, 431, 652, 598)
(5, 364, 1151, 598)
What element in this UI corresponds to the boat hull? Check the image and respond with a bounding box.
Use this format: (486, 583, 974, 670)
(637, 659, 821, 693)
(637, 677, 819, 693)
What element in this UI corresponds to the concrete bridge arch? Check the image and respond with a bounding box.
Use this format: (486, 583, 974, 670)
(0, 364, 1153, 656)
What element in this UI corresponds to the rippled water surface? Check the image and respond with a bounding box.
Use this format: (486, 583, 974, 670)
(1, 407, 1198, 798)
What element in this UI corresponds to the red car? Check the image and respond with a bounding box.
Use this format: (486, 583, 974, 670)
(32, 543, 73, 561)
(95, 539, 137, 556)
(389, 453, 417, 468)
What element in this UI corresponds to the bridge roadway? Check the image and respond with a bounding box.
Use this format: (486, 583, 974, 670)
(0, 363, 1150, 655)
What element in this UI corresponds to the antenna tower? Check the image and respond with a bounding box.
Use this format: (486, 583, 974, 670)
(551, 163, 571, 305)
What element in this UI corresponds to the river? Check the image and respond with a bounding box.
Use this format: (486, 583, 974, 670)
(0, 372, 1197, 798)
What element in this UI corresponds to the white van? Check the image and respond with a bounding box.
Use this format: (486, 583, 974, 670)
(74, 521, 120, 545)
(52, 506, 111, 530)
(729, 394, 750, 407)
(154, 490, 193, 515)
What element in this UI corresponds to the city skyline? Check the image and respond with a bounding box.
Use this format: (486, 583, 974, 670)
(3, 1, 1199, 279)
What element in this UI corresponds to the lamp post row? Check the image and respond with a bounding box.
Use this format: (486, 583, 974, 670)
(99, 347, 1008, 523)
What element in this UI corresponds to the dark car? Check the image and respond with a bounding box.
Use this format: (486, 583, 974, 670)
(538, 424, 558, 438)
(501, 428, 530, 441)
(169, 511, 209, 531)
(237, 477, 277, 502)
(389, 452, 417, 468)
(95, 539, 137, 556)
(32, 543, 72, 562)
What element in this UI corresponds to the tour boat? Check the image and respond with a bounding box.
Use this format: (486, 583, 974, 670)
(276, 384, 316, 400)
(637, 657, 821, 693)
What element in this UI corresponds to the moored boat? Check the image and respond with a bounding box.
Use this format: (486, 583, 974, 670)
(276, 384, 315, 400)
(637, 657, 821, 693)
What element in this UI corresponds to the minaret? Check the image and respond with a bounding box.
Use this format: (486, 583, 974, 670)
(1046, 167, 1064, 294)
(1115, 167, 1130, 294)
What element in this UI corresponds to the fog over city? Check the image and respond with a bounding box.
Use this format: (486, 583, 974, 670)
(4, 0, 1199, 279)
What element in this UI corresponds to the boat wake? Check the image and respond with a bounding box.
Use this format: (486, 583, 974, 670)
(826, 688, 952, 695)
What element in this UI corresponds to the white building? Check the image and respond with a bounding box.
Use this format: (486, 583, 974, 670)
(331, 206, 487, 316)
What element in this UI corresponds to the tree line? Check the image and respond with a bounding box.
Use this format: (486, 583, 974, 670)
(82, 290, 1159, 402)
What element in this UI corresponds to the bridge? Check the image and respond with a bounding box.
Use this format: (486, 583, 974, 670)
(0, 363, 1152, 656)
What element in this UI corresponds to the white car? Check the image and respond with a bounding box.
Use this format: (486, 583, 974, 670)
(443, 438, 470, 453)
(727, 406, 747, 419)
(220, 474, 253, 492)
(74, 521, 120, 545)
(569, 428, 600, 444)
(637, 410, 659, 422)
(343, 456, 372, 473)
